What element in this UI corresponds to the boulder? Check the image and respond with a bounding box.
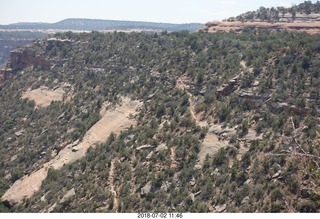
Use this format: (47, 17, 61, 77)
(4, 173, 12, 180)
(189, 177, 196, 186)
(40, 129, 48, 135)
(47, 203, 57, 213)
(141, 181, 152, 196)
(40, 151, 46, 156)
(155, 143, 168, 153)
(241, 196, 250, 205)
(216, 76, 240, 98)
(215, 204, 227, 213)
(238, 90, 270, 100)
(272, 170, 281, 179)
(146, 151, 154, 160)
(160, 181, 171, 192)
(194, 164, 202, 170)
(252, 80, 260, 86)
(15, 129, 25, 137)
(58, 112, 65, 120)
(10, 155, 18, 162)
(71, 141, 82, 152)
(136, 144, 154, 151)
(194, 190, 202, 196)
(40, 194, 46, 202)
(71, 146, 79, 152)
(173, 172, 181, 184)
(59, 188, 76, 204)
(211, 168, 220, 176)
(189, 193, 195, 202)
(65, 139, 80, 150)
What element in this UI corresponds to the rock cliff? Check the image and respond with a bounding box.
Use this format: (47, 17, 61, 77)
(200, 21, 320, 34)
(9, 48, 51, 71)
(0, 45, 51, 82)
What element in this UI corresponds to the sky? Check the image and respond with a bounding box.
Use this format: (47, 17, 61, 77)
(0, 0, 318, 24)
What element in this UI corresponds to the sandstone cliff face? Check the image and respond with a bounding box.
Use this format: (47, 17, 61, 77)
(0, 46, 51, 82)
(201, 21, 320, 35)
(9, 48, 51, 71)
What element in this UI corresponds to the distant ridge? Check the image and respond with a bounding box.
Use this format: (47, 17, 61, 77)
(0, 18, 203, 32)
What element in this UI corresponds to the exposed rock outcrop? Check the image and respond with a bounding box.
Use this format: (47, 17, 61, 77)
(238, 90, 270, 101)
(47, 203, 57, 213)
(46, 38, 72, 50)
(198, 126, 230, 165)
(136, 144, 154, 151)
(146, 151, 154, 160)
(214, 204, 227, 213)
(9, 48, 50, 71)
(201, 21, 320, 35)
(216, 76, 240, 98)
(1, 97, 142, 206)
(141, 181, 152, 196)
(14, 129, 25, 137)
(0, 45, 51, 83)
(267, 101, 310, 116)
(22, 86, 66, 108)
(59, 188, 75, 204)
(155, 143, 168, 153)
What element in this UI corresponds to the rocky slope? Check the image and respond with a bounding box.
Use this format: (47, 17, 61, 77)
(2, 97, 141, 206)
(0, 30, 319, 213)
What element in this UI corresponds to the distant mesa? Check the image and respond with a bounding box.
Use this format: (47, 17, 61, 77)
(0, 18, 204, 32)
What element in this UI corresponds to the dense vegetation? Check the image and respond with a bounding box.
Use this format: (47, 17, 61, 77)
(0, 29, 319, 212)
(228, 1, 320, 22)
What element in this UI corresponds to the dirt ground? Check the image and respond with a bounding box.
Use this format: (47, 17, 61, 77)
(22, 86, 65, 107)
(108, 159, 118, 212)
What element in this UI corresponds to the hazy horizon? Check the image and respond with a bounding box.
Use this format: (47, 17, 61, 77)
(2, 18, 205, 25)
(1, 0, 318, 25)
